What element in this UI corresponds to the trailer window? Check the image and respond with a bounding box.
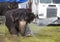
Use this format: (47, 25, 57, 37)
(53, 0, 60, 3)
(40, 0, 51, 3)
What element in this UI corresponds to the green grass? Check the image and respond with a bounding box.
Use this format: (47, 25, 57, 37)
(0, 23, 60, 42)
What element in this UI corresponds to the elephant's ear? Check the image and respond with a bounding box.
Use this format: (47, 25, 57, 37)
(27, 12, 35, 23)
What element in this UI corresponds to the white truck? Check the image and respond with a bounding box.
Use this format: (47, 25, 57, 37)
(31, 0, 60, 26)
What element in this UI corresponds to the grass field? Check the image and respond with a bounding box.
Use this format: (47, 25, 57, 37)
(0, 23, 60, 42)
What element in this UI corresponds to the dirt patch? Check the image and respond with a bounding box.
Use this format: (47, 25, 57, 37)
(0, 35, 21, 42)
(0, 35, 5, 42)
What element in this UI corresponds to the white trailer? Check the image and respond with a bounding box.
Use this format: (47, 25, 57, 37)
(31, 0, 60, 26)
